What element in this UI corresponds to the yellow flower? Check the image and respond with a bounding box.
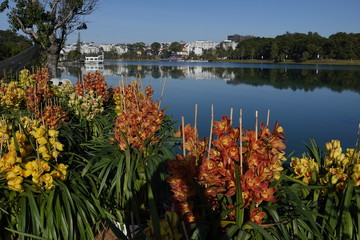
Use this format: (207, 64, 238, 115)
(56, 163, 68, 181)
(325, 142, 332, 151)
(18, 147, 27, 157)
(351, 172, 360, 186)
(25, 160, 39, 171)
(57, 163, 68, 174)
(37, 137, 48, 146)
(32, 171, 41, 184)
(353, 164, 360, 173)
(40, 160, 51, 172)
(41, 173, 54, 190)
(50, 170, 60, 179)
(52, 150, 60, 158)
(38, 145, 48, 155)
(48, 129, 59, 138)
(23, 169, 33, 178)
(5, 171, 18, 180)
(277, 126, 284, 133)
(12, 165, 23, 175)
(8, 176, 24, 192)
(53, 142, 64, 151)
(33, 127, 46, 139)
(49, 138, 55, 145)
(42, 153, 52, 161)
(4, 152, 17, 165)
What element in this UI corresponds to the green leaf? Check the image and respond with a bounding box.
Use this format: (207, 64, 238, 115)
(339, 181, 354, 239)
(245, 222, 275, 240)
(220, 224, 241, 240)
(355, 187, 360, 240)
(27, 190, 43, 235)
(235, 164, 244, 227)
(4, 228, 48, 240)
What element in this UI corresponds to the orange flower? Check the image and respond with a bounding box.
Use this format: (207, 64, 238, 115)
(250, 208, 266, 224)
(213, 116, 232, 135)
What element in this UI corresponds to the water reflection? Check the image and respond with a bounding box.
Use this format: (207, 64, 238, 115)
(58, 62, 360, 93)
(58, 62, 360, 155)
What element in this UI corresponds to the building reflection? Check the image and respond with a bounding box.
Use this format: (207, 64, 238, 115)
(58, 63, 360, 93)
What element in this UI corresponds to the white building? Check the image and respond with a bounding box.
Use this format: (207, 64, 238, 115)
(186, 41, 219, 55)
(220, 40, 237, 50)
(81, 42, 99, 54)
(98, 44, 128, 55)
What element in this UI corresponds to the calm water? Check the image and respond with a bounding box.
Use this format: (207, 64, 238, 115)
(58, 61, 360, 156)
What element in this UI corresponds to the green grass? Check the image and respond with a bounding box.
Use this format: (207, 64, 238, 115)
(215, 59, 360, 66)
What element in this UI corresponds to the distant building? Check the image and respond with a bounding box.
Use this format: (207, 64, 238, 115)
(99, 44, 128, 55)
(220, 40, 237, 50)
(227, 34, 254, 42)
(186, 40, 219, 55)
(81, 42, 99, 54)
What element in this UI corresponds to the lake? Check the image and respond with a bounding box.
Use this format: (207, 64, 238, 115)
(58, 61, 360, 156)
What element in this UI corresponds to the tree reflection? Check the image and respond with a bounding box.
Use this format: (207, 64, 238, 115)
(61, 63, 360, 93)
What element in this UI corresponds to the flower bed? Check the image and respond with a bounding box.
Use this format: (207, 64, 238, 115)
(0, 68, 359, 239)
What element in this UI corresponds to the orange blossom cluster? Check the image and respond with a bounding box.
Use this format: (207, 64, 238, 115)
(112, 82, 165, 151)
(75, 71, 109, 102)
(41, 105, 69, 130)
(24, 68, 53, 114)
(167, 116, 287, 225)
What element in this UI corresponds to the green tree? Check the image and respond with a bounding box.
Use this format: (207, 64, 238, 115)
(0, 0, 99, 77)
(169, 42, 182, 54)
(104, 47, 119, 60)
(329, 32, 358, 59)
(151, 42, 161, 56)
(271, 41, 279, 61)
(0, 29, 32, 60)
(66, 32, 81, 61)
(66, 49, 81, 61)
(160, 48, 171, 59)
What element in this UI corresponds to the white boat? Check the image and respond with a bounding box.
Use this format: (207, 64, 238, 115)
(84, 52, 104, 64)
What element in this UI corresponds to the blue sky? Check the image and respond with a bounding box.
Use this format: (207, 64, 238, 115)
(1, 0, 359, 44)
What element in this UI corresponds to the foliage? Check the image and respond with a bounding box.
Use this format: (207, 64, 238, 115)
(0, 30, 32, 61)
(169, 42, 183, 54)
(286, 139, 360, 239)
(0, 68, 176, 239)
(66, 50, 82, 62)
(230, 32, 360, 62)
(0, 0, 99, 76)
(151, 42, 161, 56)
(0, 67, 359, 239)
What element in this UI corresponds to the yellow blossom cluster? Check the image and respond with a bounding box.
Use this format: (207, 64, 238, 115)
(18, 69, 35, 89)
(29, 123, 64, 160)
(0, 118, 11, 144)
(68, 90, 104, 120)
(57, 81, 75, 96)
(0, 118, 68, 192)
(290, 156, 319, 184)
(0, 81, 25, 110)
(322, 140, 359, 190)
(291, 140, 360, 190)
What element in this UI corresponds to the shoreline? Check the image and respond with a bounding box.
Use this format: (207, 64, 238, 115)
(59, 58, 360, 66)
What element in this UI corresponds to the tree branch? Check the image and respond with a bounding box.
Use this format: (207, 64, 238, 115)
(11, 8, 41, 41)
(50, 0, 60, 16)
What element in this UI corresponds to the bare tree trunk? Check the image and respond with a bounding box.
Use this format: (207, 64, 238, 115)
(45, 36, 61, 78)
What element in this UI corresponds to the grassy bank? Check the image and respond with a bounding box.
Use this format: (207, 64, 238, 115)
(214, 59, 360, 66)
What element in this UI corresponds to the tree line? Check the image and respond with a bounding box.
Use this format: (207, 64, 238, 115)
(0, 30, 32, 61)
(98, 32, 360, 62)
(206, 32, 360, 62)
